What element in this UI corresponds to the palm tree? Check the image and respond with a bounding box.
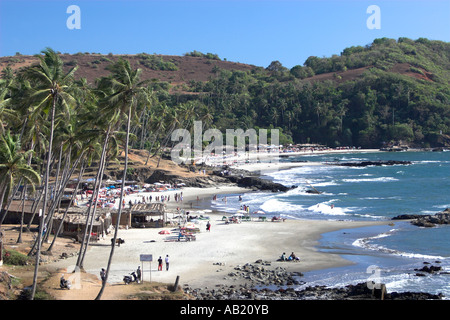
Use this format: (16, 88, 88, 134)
(145, 103, 170, 165)
(0, 131, 40, 265)
(0, 79, 19, 134)
(25, 47, 77, 300)
(95, 58, 149, 300)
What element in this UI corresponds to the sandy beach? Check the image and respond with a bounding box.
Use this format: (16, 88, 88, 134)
(44, 148, 391, 296)
(49, 184, 389, 290)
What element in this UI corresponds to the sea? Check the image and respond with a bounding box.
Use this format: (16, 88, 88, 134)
(206, 150, 450, 297)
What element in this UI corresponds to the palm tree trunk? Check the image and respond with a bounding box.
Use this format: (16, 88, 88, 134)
(47, 160, 86, 253)
(44, 149, 85, 252)
(17, 185, 27, 243)
(0, 184, 7, 266)
(43, 145, 63, 242)
(79, 145, 108, 267)
(96, 105, 132, 300)
(30, 96, 56, 300)
(76, 126, 110, 269)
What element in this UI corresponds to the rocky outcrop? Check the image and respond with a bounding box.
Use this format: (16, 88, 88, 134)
(224, 261, 303, 286)
(391, 214, 424, 220)
(393, 208, 450, 227)
(335, 160, 412, 167)
(184, 260, 444, 300)
(212, 168, 295, 192)
(185, 282, 443, 300)
(142, 168, 230, 188)
(226, 176, 293, 192)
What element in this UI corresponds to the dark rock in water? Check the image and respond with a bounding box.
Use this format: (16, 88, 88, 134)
(233, 176, 293, 192)
(392, 214, 425, 220)
(336, 160, 412, 167)
(414, 265, 442, 274)
(305, 189, 322, 194)
(395, 209, 450, 227)
(213, 170, 294, 192)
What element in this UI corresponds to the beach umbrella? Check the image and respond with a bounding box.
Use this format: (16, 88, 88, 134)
(253, 210, 265, 214)
(236, 210, 247, 214)
(233, 213, 244, 217)
(158, 230, 171, 235)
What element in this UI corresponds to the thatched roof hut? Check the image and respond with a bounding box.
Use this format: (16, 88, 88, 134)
(51, 208, 113, 242)
(129, 203, 167, 228)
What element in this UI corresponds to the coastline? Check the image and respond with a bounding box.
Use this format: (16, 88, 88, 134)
(227, 148, 380, 173)
(48, 150, 393, 292)
(49, 200, 389, 290)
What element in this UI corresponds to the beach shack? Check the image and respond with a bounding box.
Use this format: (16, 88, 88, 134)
(130, 203, 167, 228)
(50, 208, 113, 242)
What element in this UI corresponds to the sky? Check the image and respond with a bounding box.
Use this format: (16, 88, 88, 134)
(0, 0, 449, 68)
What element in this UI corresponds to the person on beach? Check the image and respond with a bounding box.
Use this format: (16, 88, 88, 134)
(206, 221, 211, 232)
(136, 266, 141, 282)
(280, 252, 287, 261)
(165, 255, 170, 271)
(100, 268, 106, 283)
(158, 256, 163, 271)
(289, 252, 300, 261)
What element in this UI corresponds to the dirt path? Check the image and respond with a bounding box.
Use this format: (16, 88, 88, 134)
(1, 225, 187, 300)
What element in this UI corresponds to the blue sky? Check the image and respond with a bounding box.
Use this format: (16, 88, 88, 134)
(1, 0, 449, 68)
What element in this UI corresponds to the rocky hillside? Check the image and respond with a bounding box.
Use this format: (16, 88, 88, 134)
(0, 52, 257, 89)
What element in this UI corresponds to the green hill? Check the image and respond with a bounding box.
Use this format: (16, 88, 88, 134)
(181, 37, 450, 148)
(1, 38, 450, 149)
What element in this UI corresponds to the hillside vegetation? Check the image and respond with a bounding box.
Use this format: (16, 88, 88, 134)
(1, 37, 450, 149)
(183, 37, 450, 148)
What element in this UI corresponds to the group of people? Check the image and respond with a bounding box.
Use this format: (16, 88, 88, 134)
(99, 255, 169, 285)
(279, 252, 300, 262)
(158, 255, 170, 271)
(118, 192, 185, 208)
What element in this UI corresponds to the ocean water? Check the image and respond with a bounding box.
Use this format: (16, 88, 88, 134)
(208, 151, 450, 297)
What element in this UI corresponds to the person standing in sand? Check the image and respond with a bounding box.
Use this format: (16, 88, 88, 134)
(165, 255, 170, 271)
(100, 268, 106, 283)
(136, 266, 141, 282)
(158, 256, 163, 271)
(206, 221, 211, 232)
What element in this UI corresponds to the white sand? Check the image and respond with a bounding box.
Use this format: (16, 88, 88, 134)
(50, 186, 388, 288)
(49, 150, 388, 288)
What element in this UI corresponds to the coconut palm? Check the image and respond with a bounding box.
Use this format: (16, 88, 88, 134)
(0, 79, 19, 134)
(0, 131, 40, 265)
(95, 59, 149, 300)
(0, 131, 40, 221)
(145, 102, 170, 165)
(24, 47, 77, 300)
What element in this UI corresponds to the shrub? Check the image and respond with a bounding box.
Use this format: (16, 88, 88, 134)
(2, 249, 31, 266)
